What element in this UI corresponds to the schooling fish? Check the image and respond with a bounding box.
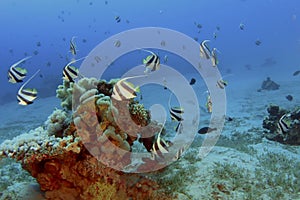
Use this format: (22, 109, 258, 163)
(216, 79, 228, 89)
(239, 23, 245, 30)
(211, 48, 219, 67)
(199, 40, 211, 59)
(189, 78, 196, 85)
(150, 131, 170, 159)
(141, 49, 160, 74)
(17, 69, 40, 105)
(8, 56, 31, 83)
(198, 127, 217, 134)
(111, 75, 146, 101)
(277, 114, 291, 135)
(293, 70, 300, 76)
(205, 92, 212, 113)
(62, 56, 86, 82)
(70, 36, 78, 55)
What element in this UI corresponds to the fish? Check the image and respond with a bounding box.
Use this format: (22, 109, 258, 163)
(150, 132, 170, 159)
(277, 114, 290, 134)
(199, 40, 211, 59)
(216, 79, 228, 89)
(70, 36, 78, 55)
(286, 95, 293, 101)
(172, 146, 185, 161)
(293, 70, 300, 76)
(8, 56, 32, 83)
(115, 16, 121, 23)
(198, 127, 217, 134)
(213, 32, 217, 40)
(168, 94, 184, 132)
(255, 40, 262, 46)
(205, 92, 212, 113)
(239, 23, 245, 30)
(211, 48, 219, 67)
(189, 78, 196, 85)
(62, 56, 86, 82)
(111, 75, 146, 101)
(141, 49, 160, 74)
(17, 69, 40, 105)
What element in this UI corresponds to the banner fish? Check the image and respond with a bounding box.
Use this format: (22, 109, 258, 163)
(70, 36, 78, 55)
(168, 94, 184, 132)
(141, 49, 160, 74)
(8, 56, 31, 83)
(17, 69, 40, 105)
(62, 56, 86, 82)
(111, 75, 146, 101)
(200, 40, 211, 59)
(150, 131, 170, 160)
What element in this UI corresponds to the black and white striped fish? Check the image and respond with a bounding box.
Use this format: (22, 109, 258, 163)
(8, 56, 31, 83)
(62, 57, 86, 82)
(142, 49, 160, 73)
(70, 36, 78, 56)
(199, 40, 211, 59)
(172, 146, 185, 161)
(211, 48, 219, 67)
(216, 79, 228, 89)
(150, 132, 170, 159)
(111, 75, 146, 101)
(17, 69, 40, 105)
(277, 114, 290, 134)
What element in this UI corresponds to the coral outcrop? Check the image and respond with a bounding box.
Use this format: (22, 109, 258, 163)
(262, 104, 300, 145)
(0, 77, 172, 200)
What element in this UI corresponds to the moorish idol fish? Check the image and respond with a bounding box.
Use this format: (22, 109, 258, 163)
(141, 49, 160, 74)
(70, 36, 78, 55)
(17, 69, 40, 105)
(199, 40, 211, 59)
(111, 75, 147, 101)
(63, 56, 86, 82)
(8, 56, 32, 83)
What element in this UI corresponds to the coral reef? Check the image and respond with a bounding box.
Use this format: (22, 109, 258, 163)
(0, 77, 172, 200)
(262, 104, 300, 145)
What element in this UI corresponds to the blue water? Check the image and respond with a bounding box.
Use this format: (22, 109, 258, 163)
(0, 0, 299, 104)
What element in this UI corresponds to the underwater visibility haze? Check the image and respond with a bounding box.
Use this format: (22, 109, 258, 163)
(0, 0, 300, 199)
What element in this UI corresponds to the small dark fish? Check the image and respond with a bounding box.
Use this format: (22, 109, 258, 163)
(239, 23, 245, 30)
(216, 26, 220, 31)
(105, 0, 108, 5)
(82, 38, 87, 43)
(255, 40, 261, 46)
(189, 78, 196, 85)
(36, 41, 41, 47)
(198, 127, 217, 134)
(39, 74, 43, 78)
(89, 2, 93, 5)
(33, 50, 39, 55)
(286, 95, 293, 101)
(293, 70, 300, 76)
(115, 16, 121, 23)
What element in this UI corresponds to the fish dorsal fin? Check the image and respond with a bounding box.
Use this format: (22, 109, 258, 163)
(65, 56, 87, 67)
(136, 48, 156, 56)
(11, 56, 32, 69)
(19, 69, 40, 92)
